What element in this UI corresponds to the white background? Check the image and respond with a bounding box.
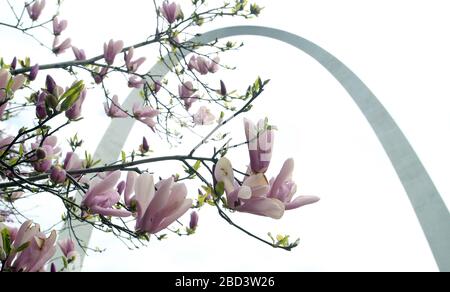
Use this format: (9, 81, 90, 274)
(1, 0, 450, 271)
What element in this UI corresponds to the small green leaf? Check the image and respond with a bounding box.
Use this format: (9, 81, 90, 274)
(1, 228, 12, 255)
(121, 151, 126, 163)
(215, 181, 225, 198)
(19, 144, 24, 156)
(59, 81, 85, 111)
(5, 77, 14, 93)
(62, 257, 68, 269)
(14, 241, 30, 253)
(193, 160, 201, 171)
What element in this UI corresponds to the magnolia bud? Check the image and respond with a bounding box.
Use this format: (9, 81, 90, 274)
(220, 80, 227, 96)
(46, 75, 57, 95)
(189, 211, 199, 230)
(50, 166, 66, 184)
(36, 92, 48, 120)
(140, 137, 149, 153)
(10, 57, 17, 70)
(29, 64, 39, 81)
(35, 148, 47, 160)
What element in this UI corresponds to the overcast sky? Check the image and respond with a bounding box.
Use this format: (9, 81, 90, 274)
(2, 0, 450, 271)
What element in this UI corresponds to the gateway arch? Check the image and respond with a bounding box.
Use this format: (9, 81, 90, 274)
(63, 26, 450, 271)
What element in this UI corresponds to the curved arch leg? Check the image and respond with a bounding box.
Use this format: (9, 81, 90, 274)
(62, 26, 449, 271)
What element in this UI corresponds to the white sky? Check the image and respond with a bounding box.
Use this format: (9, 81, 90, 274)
(1, 0, 450, 271)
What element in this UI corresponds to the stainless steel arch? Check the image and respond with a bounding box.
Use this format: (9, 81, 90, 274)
(65, 26, 450, 271)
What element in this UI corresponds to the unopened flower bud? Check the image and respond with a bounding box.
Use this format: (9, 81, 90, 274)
(140, 137, 149, 153)
(220, 80, 227, 96)
(29, 64, 39, 81)
(50, 166, 67, 184)
(36, 92, 48, 120)
(189, 211, 199, 230)
(35, 148, 47, 160)
(10, 57, 17, 70)
(46, 75, 57, 95)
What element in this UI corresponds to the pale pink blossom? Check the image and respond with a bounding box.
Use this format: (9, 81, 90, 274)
(26, 0, 46, 21)
(160, 1, 183, 24)
(103, 39, 124, 65)
(52, 17, 68, 36)
(104, 95, 128, 118)
(4, 220, 57, 272)
(133, 103, 160, 130)
(124, 47, 146, 72)
(134, 174, 192, 234)
(214, 156, 319, 219)
(52, 37, 72, 55)
(72, 46, 86, 61)
(193, 106, 216, 125)
(81, 170, 132, 218)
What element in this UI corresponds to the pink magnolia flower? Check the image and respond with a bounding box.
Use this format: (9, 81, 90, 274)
(208, 56, 220, 73)
(188, 55, 220, 75)
(81, 170, 132, 218)
(123, 171, 138, 208)
(128, 76, 145, 89)
(93, 66, 108, 84)
(63, 152, 88, 184)
(103, 39, 124, 65)
(58, 238, 78, 261)
(133, 103, 160, 130)
(0, 69, 26, 103)
(267, 159, 320, 210)
(72, 46, 86, 61)
(214, 157, 319, 219)
(52, 37, 72, 55)
(178, 81, 198, 110)
(52, 17, 68, 36)
(65, 88, 86, 120)
(26, 0, 46, 21)
(160, 1, 183, 24)
(178, 81, 196, 98)
(151, 80, 162, 94)
(63, 152, 83, 171)
(104, 95, 128, 118)
(4, 220, 57, 272)
(0, 136, 14, 152)
(193, 106, 216, 125)
(124, 47, 146, 73)
(244, 118, 275, 174)
(134, 174, 192, 234)
(188, 56, 208, 75)
(31, 136, 61, 173)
